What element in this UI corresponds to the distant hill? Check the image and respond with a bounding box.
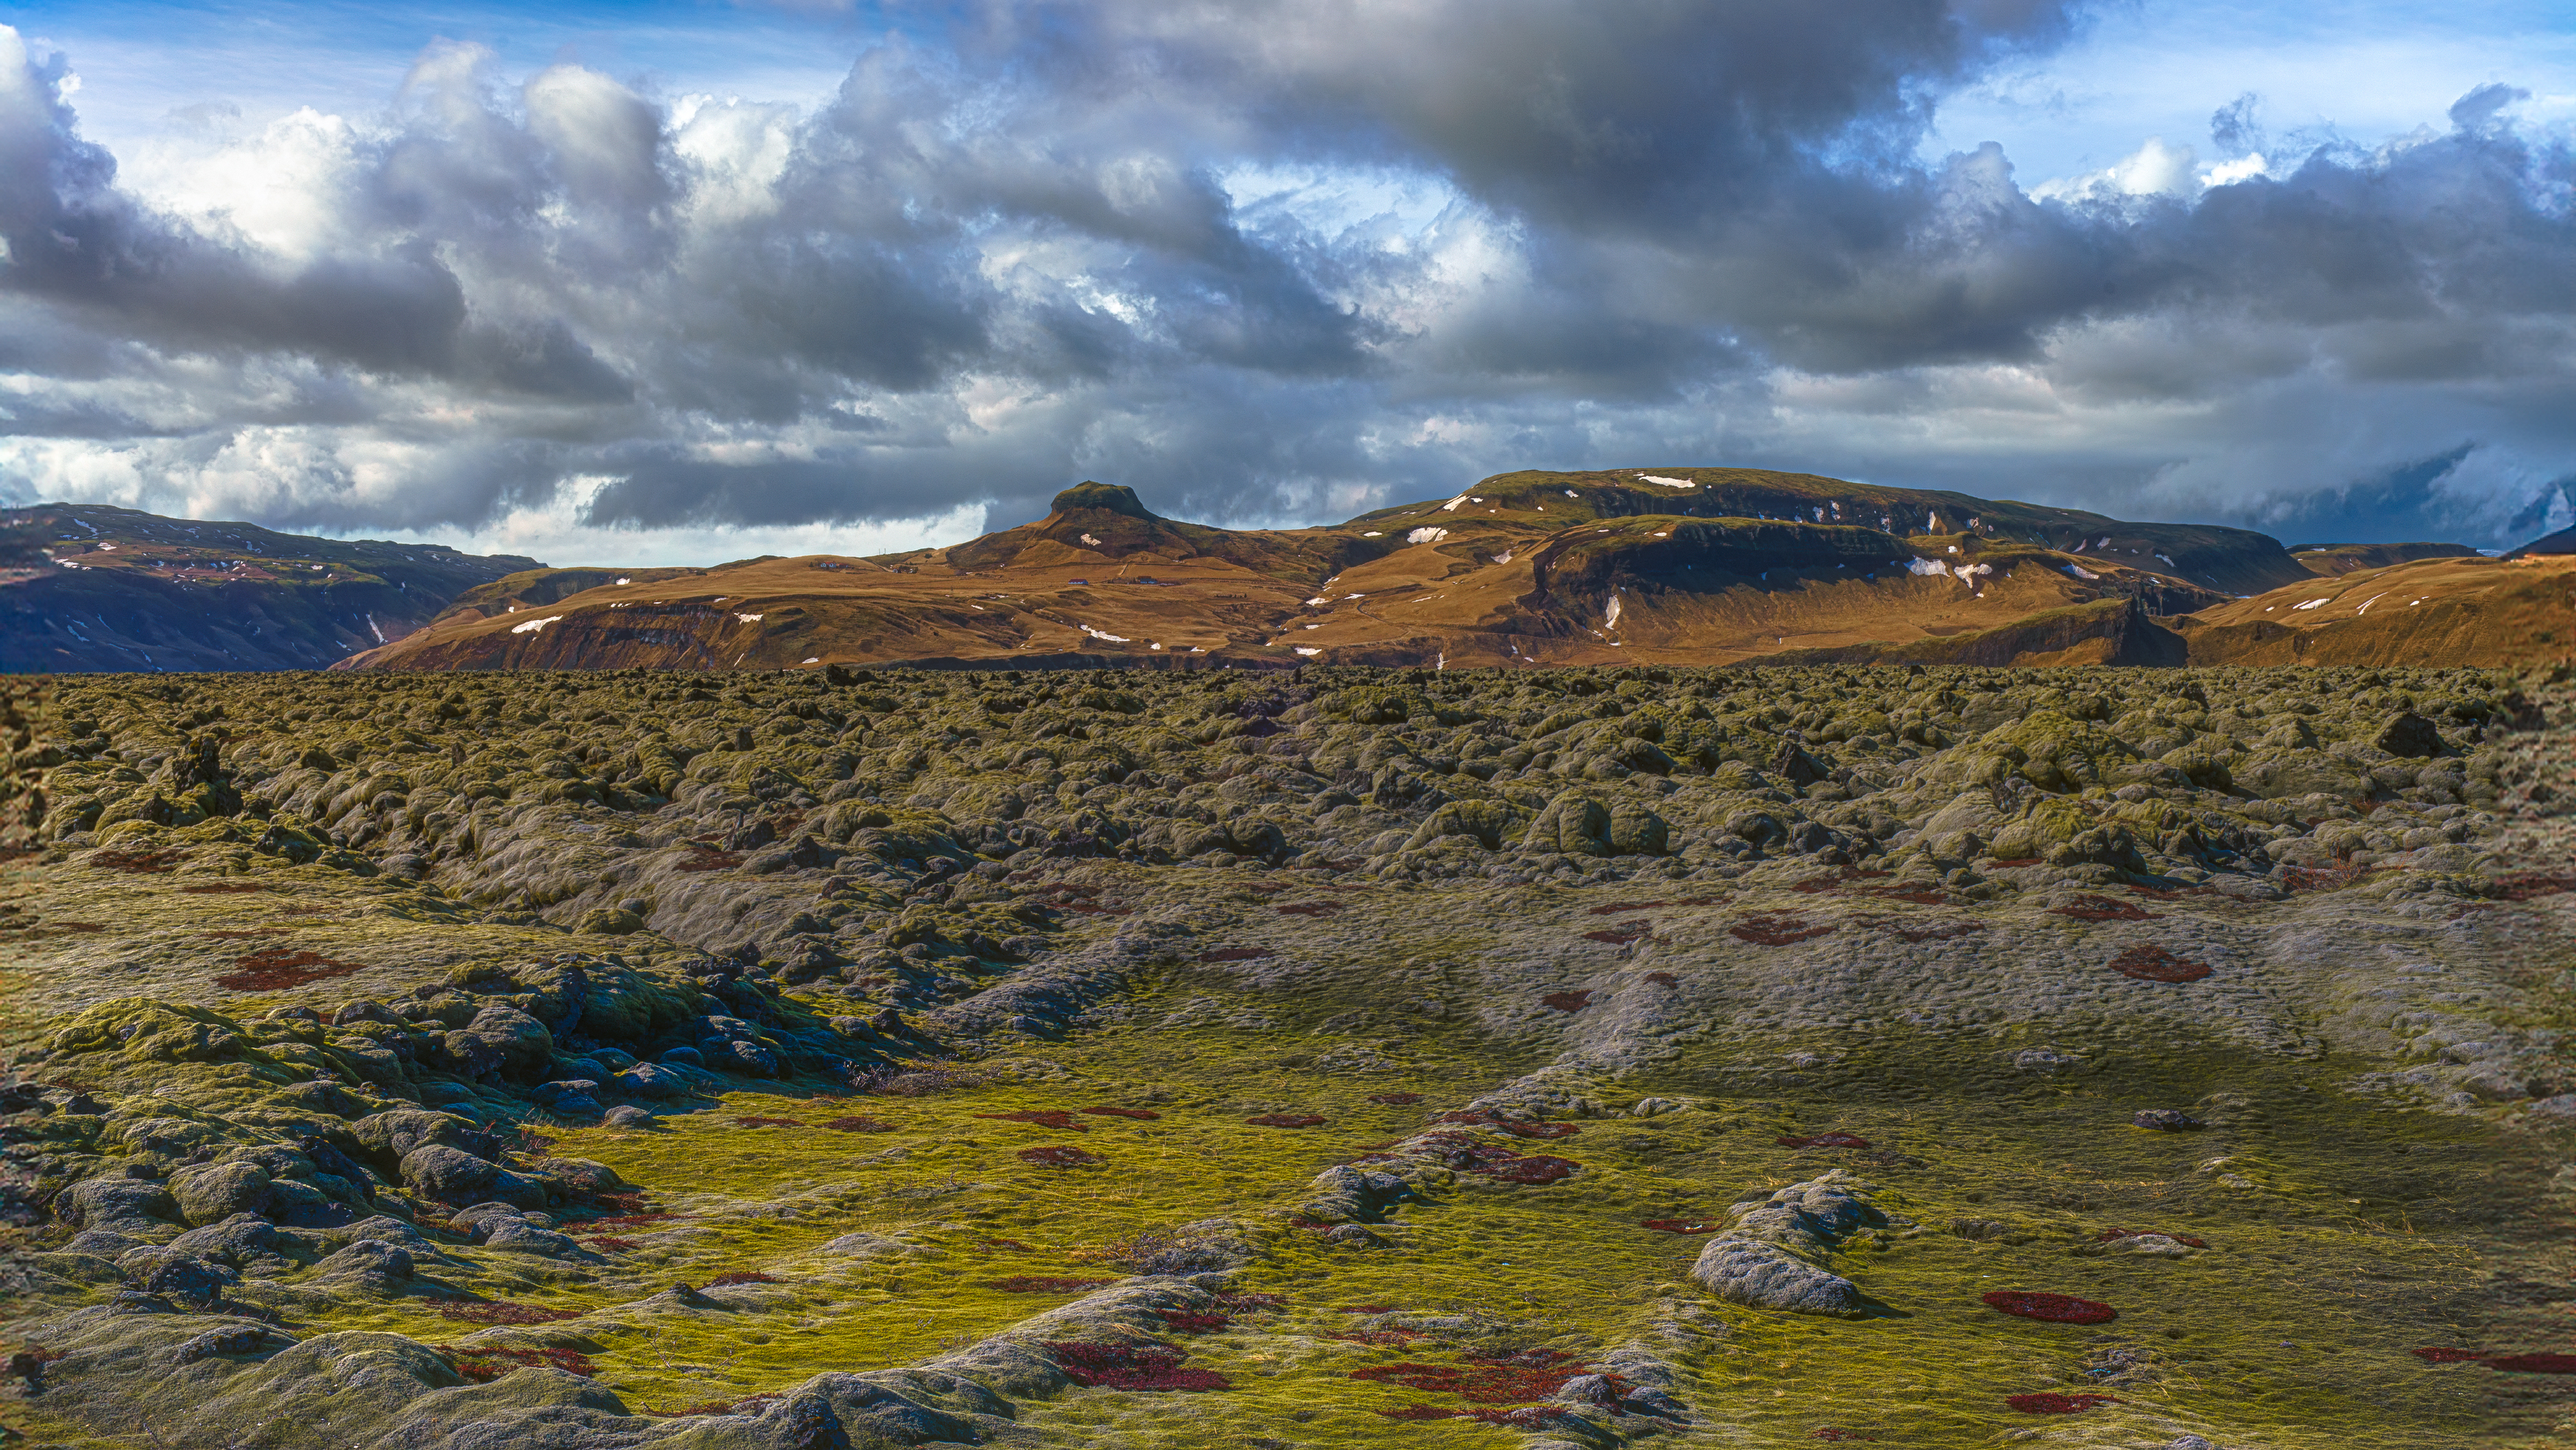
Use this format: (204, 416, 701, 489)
(0, 504, 542, 673)
(2290, 542, 2481, 576)
(344, 469, 2319, 673)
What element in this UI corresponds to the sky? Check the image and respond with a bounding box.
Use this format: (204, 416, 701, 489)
(0, 0, 2569, 566)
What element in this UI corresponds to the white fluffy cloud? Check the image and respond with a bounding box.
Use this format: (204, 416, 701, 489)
(0, 4, 2569, 562)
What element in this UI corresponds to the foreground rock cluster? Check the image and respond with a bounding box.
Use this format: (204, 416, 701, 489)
(1, 662, 2571, 1448)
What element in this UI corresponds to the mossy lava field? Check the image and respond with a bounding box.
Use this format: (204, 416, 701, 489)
(2, 661, 2572, 1449)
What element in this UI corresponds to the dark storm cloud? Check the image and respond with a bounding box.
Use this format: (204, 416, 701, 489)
(0, 3, 2567, 549)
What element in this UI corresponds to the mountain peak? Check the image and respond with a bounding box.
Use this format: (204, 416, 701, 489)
(1051, 481, 1156, 520)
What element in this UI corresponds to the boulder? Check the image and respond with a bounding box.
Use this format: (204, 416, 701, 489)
(53, 1177, 180, 1235)
(169, 1162, 272, 1227)
(2374, 711, 2445, 759)
(443, 1005, 554, 1081)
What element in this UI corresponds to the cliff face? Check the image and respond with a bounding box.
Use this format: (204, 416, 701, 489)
(0, 503, 540, 673)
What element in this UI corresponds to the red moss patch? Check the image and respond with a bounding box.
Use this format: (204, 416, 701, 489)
(1478, 1155, 1579, 1184)
(2499, 871, 2576, 902)
(1640, 1219, 1719, 1234)
(988, 1276, 1114, 1293)
(1018, 1145, 1100, 1168)
(1368, 1092, 1424, 1106)
(1778, 1133, 1870, 1150)
(89, 846, 185, 874)
(179, 883, 267, 894)
(1729, 913, 1832, 946)
(733, 1115, 801, 1128)
(1540, 990, 1596, 1013)
(431, 1299, 581, 1326)
(2410, 1347, 2489, 1364)
(1580, 924, 1647, 946)
(438, 1345, 595, 1382)
(1351, 1350, 1594, 1405)
(674, 843, 746, 874)
(1080, 1106, 1160, 1120)
(1645, 971, 1679, 986)
(581, 1236, 641, 1252)
(2107, 945, 2212, 983)
(1158, 1309, 1231, 1334)
(213, 947, 365, 992)
(1044, 1342, 1232, 1391)
(2491, 1353, 2576, 1373)
(1983, 1291, 2117, 1324)
(977, 1109, 1089, 1130)
(2006, 1393, 2118, 1414)
(1248, 1113, 1326, 1128)
(2098, 1226, 2208, 1249)
(2053, 894, 2158, 922)
(822, 1115, 898, 1133)
(1496, 1120, 1579, 1139)
(1326, 1329, 1426, 1345)
(1197, 947, 1275, 962)
(1276, 902, 1343, 917)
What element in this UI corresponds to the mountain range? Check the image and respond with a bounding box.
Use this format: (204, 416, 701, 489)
(9, 469, 2571, 675)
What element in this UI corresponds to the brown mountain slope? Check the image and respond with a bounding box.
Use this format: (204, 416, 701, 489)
(2291, 541, 2481, 576)
(341, 470, 2299, 673)
(2172, 554, 2576, 668)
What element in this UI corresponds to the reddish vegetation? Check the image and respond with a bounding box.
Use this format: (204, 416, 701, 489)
(1581, 924, 1649, 946)
(1496, 1121, 1580, 1139)
(1777, 1133, 1871, 1150)
(89, 846, 185, 874)
(1338, 1304, 1395, 1314)
(439, 1345, 596, 1382)
(977, 1110, 1089, 1130)
(1276, 902, 1343, 917)
(2053, 895, 2159, 922)
(822, 1115, 898, 1133)
(2098, 1226, 2209, 1249)
(1044, 1342, 1232, 1391)
(1351, 1350, 1597, 1407)
(1811, 1430, 1879, 1442)
(2411, 1347, 2491, 1364)
(1645, 971, 1679, 985)
(2499, 871, 2576, 902)
(1158, 1309, 1231, 1334)
(431, 1299, 581, 1326)
(733, 1115, 802, 1128)
(2491, 1353, 2576, 1373)
(1017, 1146, 1100, 1168)
(2279, 863, 2373, 894)
(581, 1236, 641, 1251)
(1479, 1155, 1579, 1184)
(1080, 1106, 1161, 1120)
(1983, 1291, 2117, 1324)
(1640, 1219, 1719, 1234)
(2006, 1393, 2120, 1414)
(179, 883, 267, 894)
(213, 947, 365, 991)
(1728, 913, 1832, 946)
(988, 1276, 1114, 1293)
(1247, 1113, 1326, 1128)
(2107, 945, 2212, 983)
(1196, 947, 1275, 962)
(1368, 1092, 1425, 1105)
(1540, 990, 1596, 1012)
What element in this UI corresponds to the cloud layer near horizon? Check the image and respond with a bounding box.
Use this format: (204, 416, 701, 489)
(0, 1, 2569, 562)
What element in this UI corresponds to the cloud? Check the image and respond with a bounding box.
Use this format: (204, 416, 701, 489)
(0, 5, 2568, 562)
